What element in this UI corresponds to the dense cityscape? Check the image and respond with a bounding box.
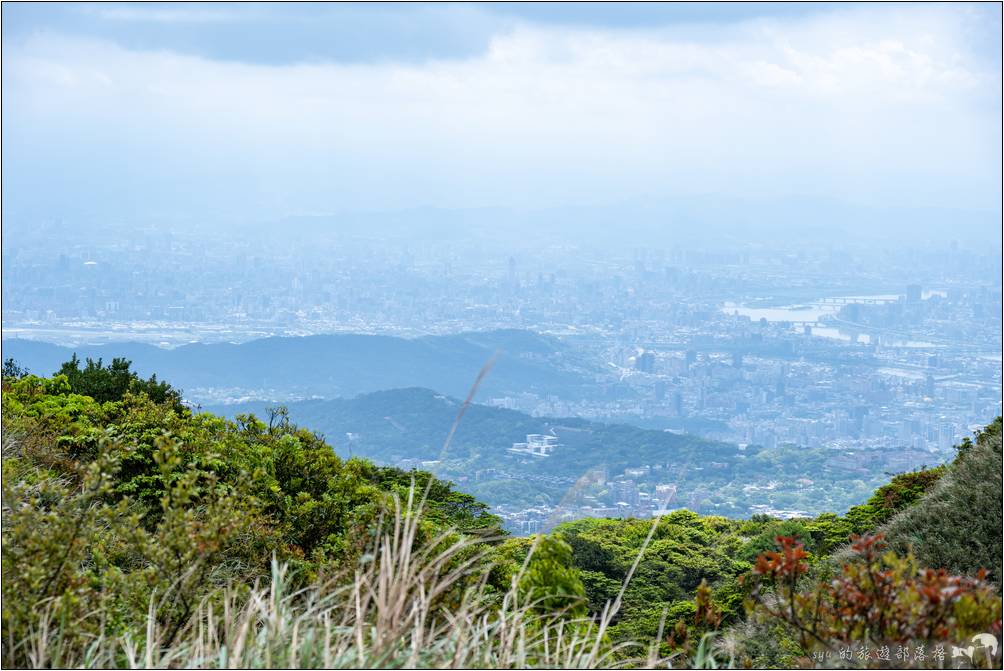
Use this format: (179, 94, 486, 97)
(4, 218, 1000, 532)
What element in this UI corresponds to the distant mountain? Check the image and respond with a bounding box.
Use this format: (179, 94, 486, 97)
(209, 387, 880, 519)
(208, 386, 735, 470)
(210, 387, 916, 519)
(208, 386, 738, 512)
(2, 330, 600, 403)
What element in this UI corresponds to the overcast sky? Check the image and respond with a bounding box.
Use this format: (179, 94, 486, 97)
(2, 2, 1001, 229)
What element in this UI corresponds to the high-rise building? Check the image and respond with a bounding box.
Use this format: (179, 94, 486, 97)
(635, 351, 656, 373)
(938, 422, 955, 451)
(654, 380, 667, 401)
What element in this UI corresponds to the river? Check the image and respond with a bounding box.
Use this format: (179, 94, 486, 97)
(721, 292, 945, 348)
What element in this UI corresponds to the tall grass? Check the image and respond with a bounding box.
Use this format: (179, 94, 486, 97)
(16, 485, 678, 669)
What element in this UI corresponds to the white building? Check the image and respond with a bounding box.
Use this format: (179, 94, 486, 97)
(508, 433, 560, 457)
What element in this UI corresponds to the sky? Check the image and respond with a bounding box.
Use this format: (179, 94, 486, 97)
(2, 2, 1001, 234)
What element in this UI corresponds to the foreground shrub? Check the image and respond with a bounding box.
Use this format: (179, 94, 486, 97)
(744, 533, 1003, 668)
(56, 354, 186, 412)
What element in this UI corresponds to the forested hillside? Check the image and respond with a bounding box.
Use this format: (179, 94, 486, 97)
(214, 388, 915, 519)
(554, 422, 1002, 665)
(2, 360, 1000, 669)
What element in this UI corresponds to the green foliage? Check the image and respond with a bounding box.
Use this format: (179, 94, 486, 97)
(874, 417, 1003, 583)
(550, 420, 1003, 661)
(371, 465, 503, 534)
(555, 513, 754, 647)
(4, 361, 1000, 669)
(55, 353, 186, 413)
(1, 367, 507, 667)
(843, 466, 946, 534)
(746, 534, 1002, 668)
(2, 357, 28, 379)
(519, 535, 587, 617)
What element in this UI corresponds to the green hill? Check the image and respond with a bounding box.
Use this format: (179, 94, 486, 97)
(552, 419, 1002, 663)
(211, 388, 929, 520)
(2, 360, 999, 669)
(1, 363, 508, 667)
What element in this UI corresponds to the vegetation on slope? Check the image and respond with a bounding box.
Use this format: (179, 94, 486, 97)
(2, 358, 1000, 669)
(846, 417, 1003, 582)
(549, 463, 954, 647)
(214, 387, 900, 518)
(543, 420, 1001, 666)
(1, 359, 506, 667)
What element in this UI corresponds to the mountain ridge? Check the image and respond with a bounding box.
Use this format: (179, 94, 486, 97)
(1, 329, 599, 402)
(208, 386, 899, 520)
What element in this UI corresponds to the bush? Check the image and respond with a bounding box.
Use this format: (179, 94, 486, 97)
(518, 534, 587, 617)
(877, 418, 1003, 584)
(745, 534, 1002, 668)
(55, 354, 186, 412)
(843, 467, 946, 534)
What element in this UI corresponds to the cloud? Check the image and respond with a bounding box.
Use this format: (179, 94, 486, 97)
(744, 60, 803, 88)
(1, 3, 1000, 220)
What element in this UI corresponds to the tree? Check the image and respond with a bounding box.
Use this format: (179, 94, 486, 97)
(520, 534, 588, 617)
(55, 355, 186, 412)
(2, 358, 28, 380)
